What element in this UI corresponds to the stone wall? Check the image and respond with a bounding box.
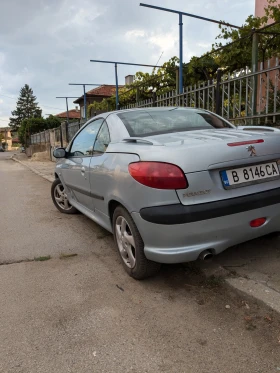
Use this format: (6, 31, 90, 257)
(27, 143, 57, 162)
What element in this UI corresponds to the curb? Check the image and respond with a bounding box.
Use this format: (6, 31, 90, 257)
(226, 277, 280, 314)
(196, 261, 280, 315)
(11, 156, 54, 183)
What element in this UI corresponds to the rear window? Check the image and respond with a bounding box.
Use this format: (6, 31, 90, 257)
(117, 108, 232, 137)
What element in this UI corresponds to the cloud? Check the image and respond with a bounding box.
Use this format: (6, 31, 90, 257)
(125, 29, 146, 39)
(198, 42, 212, 49)
(0, 0, 254, 124)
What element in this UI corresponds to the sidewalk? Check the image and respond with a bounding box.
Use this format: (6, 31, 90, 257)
(12, 152, 55, 182)
(200, 235, 280, 313)
(11, 151, 280, 315)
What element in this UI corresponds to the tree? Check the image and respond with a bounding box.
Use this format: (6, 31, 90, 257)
(87, 1, 280, 114)
(184, 55, 219, 85)
(214, 0, 280, 72)
(18, 116, 61, 146)
(44, 115, 61, 129)
(86, 57, 180, 113)
(9, 84, 42, 131)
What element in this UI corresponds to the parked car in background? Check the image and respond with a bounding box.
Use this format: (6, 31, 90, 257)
(0, 146, 5, 152)
(51, 107, 280, 279)
(20, 146, 25, 153)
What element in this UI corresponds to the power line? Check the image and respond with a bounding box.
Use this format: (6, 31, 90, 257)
(0, 94, 64, 111)
(42, 105, 66, 110)
(0, 94, 16, 100)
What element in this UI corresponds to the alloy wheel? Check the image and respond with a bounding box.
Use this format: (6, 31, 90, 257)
(53, 183, 72, 211)
(115, 216, 136, 269)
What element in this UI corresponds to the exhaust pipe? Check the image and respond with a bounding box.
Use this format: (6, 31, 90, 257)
(199, 250, 213, 261)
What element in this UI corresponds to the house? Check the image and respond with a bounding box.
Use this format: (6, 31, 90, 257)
(55, 109, 81, 120)
(255, 0, 280, 114)
(255, 0, 276, 18)
(0, 127, 12, 150)
(73, 84, 125, 118)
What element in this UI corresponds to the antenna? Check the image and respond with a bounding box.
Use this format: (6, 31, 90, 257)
(155, 52, 164, 67)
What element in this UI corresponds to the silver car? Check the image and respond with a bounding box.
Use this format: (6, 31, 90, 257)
(52, 107, 280, 279)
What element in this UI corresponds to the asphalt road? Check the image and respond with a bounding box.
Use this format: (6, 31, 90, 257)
(1, 151, 280, 373)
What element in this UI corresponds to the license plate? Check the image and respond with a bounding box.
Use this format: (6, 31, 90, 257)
(221, 162, 280, 187)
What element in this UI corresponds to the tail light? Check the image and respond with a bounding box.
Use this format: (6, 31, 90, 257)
(250, 218, 266, 228)
(128, 162, 188, 189)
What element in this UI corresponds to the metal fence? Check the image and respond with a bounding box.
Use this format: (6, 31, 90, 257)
(122, 58, 280, 126)
(30, 58, 280, 147)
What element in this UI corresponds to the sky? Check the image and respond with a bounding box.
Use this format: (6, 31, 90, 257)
(0, 0, 254, 127)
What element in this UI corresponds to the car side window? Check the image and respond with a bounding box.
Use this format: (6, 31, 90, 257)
(69, 118, 104, 157)
(93, 121, 111, 154)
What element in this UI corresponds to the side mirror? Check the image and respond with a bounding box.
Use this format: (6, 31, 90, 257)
(53, 147, 66, 158)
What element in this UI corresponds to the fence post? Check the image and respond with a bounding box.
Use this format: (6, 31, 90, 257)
(215, 69, 222, 116)
(60, 125, 63, 148)
(176, 68, 179, 94)
(136, 88, 140, 105)
(251, 30, 259, 118)
(65, 122, 69, 144)
(152, 91, 157, 107)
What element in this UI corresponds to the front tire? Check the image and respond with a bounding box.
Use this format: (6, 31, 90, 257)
(113, 206, 161, 280)
(51, 178, 78, 214)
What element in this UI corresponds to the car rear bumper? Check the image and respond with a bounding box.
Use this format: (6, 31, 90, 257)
(132, 201, 280, 264)
(139, 187, 280, 225)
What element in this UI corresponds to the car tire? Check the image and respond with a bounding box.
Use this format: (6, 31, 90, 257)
(51, 178, 78, 214)
(113, 206, 161, 280)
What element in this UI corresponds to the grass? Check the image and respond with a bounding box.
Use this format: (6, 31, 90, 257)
(59, 253, 78, 260)
(34, 255, 51, 262)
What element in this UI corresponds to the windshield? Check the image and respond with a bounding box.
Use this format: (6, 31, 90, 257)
(117, 108, 232, 137)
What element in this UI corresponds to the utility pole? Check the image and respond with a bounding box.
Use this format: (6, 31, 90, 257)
(69, 84, 103, 121)
(90, 60, 164, 110)
(115, 63, 119, 110)
(139, 3, 241, 95)
(56, 96, 79, 146)
(56, 97, 80, 124)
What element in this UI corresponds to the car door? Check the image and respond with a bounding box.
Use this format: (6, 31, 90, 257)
(89, 120, 111, 217)
(61, 118, 104, 211)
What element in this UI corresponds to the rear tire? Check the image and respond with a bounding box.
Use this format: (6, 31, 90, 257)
(113, 206, 161, 280)
(51, 178, 78, 214)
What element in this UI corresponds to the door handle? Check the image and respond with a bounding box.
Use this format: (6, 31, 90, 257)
(81, 167, 85, 175)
